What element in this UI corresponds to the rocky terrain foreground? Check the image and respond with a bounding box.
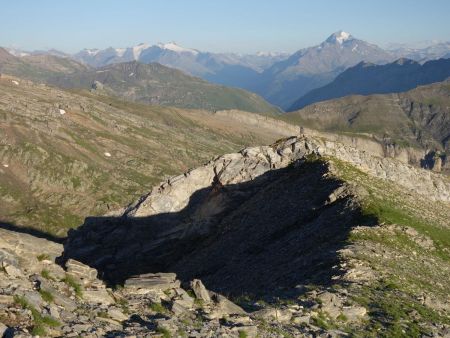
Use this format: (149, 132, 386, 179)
(1, 135, 450, 337)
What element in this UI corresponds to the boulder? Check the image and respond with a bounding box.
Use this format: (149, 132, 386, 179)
(173, 288, 195, 309)
(66, 259, 98, 284)
(207, 293, 246, 319)
(190, 279, 211, 304)
(317, 291, 343, 319)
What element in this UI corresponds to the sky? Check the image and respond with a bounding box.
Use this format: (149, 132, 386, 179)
(1, 0, 450, 54)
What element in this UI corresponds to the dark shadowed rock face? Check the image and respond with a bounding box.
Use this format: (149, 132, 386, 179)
(62, 134, 450, 296)
(63, 159, 362, 296)
(62, 136, 450, 297)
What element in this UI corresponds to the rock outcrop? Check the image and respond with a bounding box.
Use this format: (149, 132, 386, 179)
(63, 135, 450, 290)
(2, 134, 450, 337)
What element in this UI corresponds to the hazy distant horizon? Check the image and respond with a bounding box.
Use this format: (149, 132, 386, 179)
(2, 0, 450, 54)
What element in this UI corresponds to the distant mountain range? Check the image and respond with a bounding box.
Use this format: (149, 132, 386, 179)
(69, 32, 450, 109)
(5, 32, 450, 110)
(67, 32, 397, 109)
(251, 31, 395, 109)
(388, 41, 450, 62)
(0, 48, 278, 114)
(288, 58, 450, 111)
(73, 43, 288, 73)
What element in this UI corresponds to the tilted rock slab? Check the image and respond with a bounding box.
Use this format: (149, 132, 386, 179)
(124, 135, 450, 221)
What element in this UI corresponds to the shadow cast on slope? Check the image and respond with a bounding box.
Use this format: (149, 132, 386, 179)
(0, 221, 64, 243)
(61, 160, 376, 298)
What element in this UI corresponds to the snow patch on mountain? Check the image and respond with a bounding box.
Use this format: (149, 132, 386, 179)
(336, 31, 351, 44)
(156, 42, 199, 55)
(84, 49, 100, 56)
(326, 31, 354, 45)
(132, 43, 150, 59)
(115, 48, 126, 57)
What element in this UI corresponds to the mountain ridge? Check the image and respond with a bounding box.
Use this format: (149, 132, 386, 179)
(0, 49, 279, 114)
(288, 57, 450, 110)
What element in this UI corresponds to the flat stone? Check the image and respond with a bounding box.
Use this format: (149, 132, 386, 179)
(252, 308, 292, 323)
(0, 295, 14, 304)
(66, 259, 98, 281)
(82, 289, 114, 305)
(108, 308, 128, 322)
(124, 273, 180, 291)
(342, 306, 367, 321)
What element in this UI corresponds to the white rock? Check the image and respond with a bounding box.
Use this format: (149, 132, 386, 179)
(59, 109, 66, 115)
(104, 152, 112, 157)
(11, 80, 19, 85)
(2, 164, 8, 168)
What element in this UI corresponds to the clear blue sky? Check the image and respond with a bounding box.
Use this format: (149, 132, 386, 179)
(1, 0, 449, 53)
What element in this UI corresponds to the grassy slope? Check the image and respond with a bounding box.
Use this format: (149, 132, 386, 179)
(327, 157, 450, 337)
(0, 79, 286, 236)
(50, 61, 280, 115)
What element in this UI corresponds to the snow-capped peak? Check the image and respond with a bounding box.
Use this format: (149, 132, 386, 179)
(132, 43, 150, 59)
(83, 49, 100, 56)
(115, 48, 126, 57)
(156, 42, 199, 55)
(255, 51, 288, 57)
(326, 31, 353, 44)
